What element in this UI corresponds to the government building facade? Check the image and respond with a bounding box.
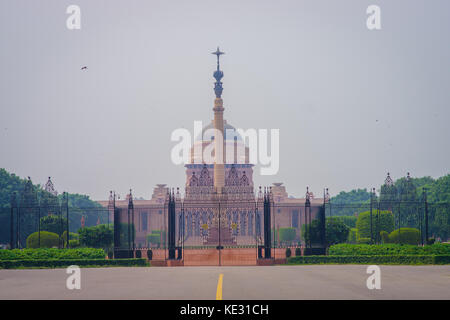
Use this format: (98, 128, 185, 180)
(98, 48, 323, 248)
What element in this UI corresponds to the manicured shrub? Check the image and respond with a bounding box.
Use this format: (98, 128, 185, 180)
(380, 231, 389, 244)
(295, 247, 302, 256)
(347, 228, 357, 244)
(26, 231, 59, 248)
(356, 210, 394, 239)
(135, 250, 142, 258)
(388, 228, 420, 245)
(0, 248, 106, 260)
(285, 248, 292, 258)
(147, 249, 153, 260)
(328, 243, 450, 256)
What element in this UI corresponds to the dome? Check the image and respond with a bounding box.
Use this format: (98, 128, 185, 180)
(195, 120, 243, 142)
(190, 120, 250, 164)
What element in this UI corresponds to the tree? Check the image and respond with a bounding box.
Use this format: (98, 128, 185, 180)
(425, 175, 450, 241)
(330, 189, 371, 216)
(40, 215, 67, 235)
(119, 223, 136, 248)
(301, 220, 322, 245)
(0, 169, 107, 244)
(63, 193, 105, 232)
(301, 217, 349, 246)
(78, 224, 113, 248)
(430, 206, 449, 241)
(326, 217, 350, 245)
(18, 178, 39, 247)
(333, 216, 357, 228)
(395, 175, 418, 228)
(278, 227, 296, 244)
(356, 210, 394, 241)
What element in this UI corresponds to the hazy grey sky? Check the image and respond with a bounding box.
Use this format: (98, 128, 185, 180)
(1, 0, 449, 200)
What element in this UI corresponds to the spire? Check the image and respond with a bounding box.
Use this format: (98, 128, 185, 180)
(211, 47, 226, 193)
(212, 46, 225, 98)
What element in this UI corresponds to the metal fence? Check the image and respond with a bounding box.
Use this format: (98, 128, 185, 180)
(324, 199, 450, 245)
(1, 191, 111, 250)
(0, 187, 327, 264)
(1, 187, 447, 259)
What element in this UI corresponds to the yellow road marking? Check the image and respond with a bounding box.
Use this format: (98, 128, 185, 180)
(216, 273, 224, 300)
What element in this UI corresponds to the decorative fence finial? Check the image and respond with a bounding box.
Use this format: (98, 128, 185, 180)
(385, 172, 394, 186)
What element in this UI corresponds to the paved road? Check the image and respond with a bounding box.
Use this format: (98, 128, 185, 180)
(0, 265, 449, 299)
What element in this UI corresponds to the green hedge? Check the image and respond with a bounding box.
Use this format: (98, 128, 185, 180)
(287, 255, 450, 265)
(357, 237, 371, 244)
(0, 248, 106, 260)
(0, 258, 148, 269)
(433, 255, 450, 264)
(329, 243, 450, 256)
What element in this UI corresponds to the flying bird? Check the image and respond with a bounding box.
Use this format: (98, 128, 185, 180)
(81, 66, 88, 70)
